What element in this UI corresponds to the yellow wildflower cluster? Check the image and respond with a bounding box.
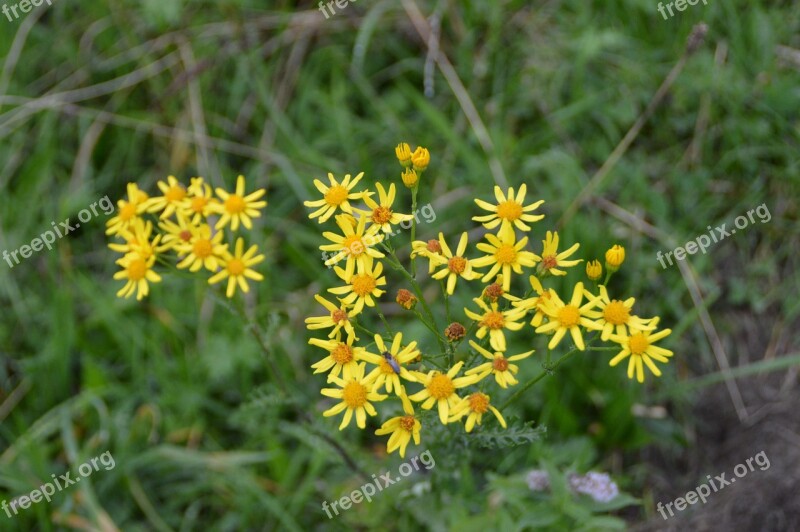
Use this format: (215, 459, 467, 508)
(106, 176, 267, 300)
(305, 145, 673, 457)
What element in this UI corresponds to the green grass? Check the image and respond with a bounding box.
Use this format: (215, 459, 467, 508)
(1, 0, 799, 529)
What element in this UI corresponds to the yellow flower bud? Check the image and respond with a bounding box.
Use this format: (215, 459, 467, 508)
(411, 146, 430, 172)
(401, 168, 419, 188)
(586, 260, 602, 281)
(395, 143, 412, 167)
(605, 244, 625, 272)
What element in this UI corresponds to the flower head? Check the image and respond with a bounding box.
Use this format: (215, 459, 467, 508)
(472, 184, 545, 231)
(328, 259, 386, 314)
(411, 238, 446, 273)
(106, 183, 149, 235)
(471, 224, 539, 290)
(431, 232, 480, 295)
(513, 275, 553, 327)
(395, 143, 413, 167)
(537, 231, 582, 276)
(583, 285, 655, 341)
(444, 322, 466, 342)
(586, 260, 602, 281)
(396, 289, 417, 310)
(320, 214, 385, 271)
(449, 392, 506, 432)
(605, 244, 625, 272)
(321, 362, 386, 430)
(465, 340, 534, 388)
(408, 361, 482, 424)
(211, 175, 267, 231)
(534, 282, 602, 351)
(375, 396, 420, 458)
(357, 183, 413, 233)
(114, 253, 161, 300)
(608, 320, 672, 383)
(310, 336, 366, 381)
(361, 333, 420, 396)
(174, 223, 227, 272)
(144, 176, 187, 219)
(304, 172, 370, 223)
(207, 237, 265, 298)
(304, 294, 357, 341)
(464, 298, 527, 351)
(180, 177, 219, 224)
(401, 168, 419, 188)
(411, 146, 430, 172)
(108, 218, 161, 260)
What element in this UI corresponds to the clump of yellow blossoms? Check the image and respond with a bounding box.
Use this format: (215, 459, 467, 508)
(107, 175, 267, 300)
(305, 146, 672, 457)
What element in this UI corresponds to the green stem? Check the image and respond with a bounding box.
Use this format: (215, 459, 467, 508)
(377, 310, 394, 337)
(499, 347, 581, 410)
(410, 186, 418, 278)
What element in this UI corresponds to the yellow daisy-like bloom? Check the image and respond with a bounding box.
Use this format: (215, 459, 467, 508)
(472, 184, 545, 231)
(357, 183, 413, 233)
(538, 231, 582, 276)
(309, 336, 366, 381)
(304, 172, 370, 223)
(471, 224, 539, 290)
(449, 392, 506, 432)
(106, 183, 149, 235)
(321, 362, 386, 430)
(328, 259, 386, 314)
(361, 333, 419, 396)
(605, 244, 625, 269)
(411, 238, 446, 274)
(430, 232, 480, 295)
(144, 175, 187, 219)
(108, 219, 161, 260)
(513, 276, 553, 327)
(174, 224, 227, 272)
(535, 282, 602, 351)
(157, 216, 194, 252)
(465, 340, 534, 389)
(304, 294, 358, 341)
(608, 321, 673, 383)
(375, 396, 420, 458)
(583, 285, 656, 341)
(211, 175, 267, 231)
(408, 361, 482, 424)
(180, 177, 219, 224)
(464, 298, 527, 351)
(320, 214, 385, 270)
(114, 253, 161, 300)
(208, 237, 265, 298)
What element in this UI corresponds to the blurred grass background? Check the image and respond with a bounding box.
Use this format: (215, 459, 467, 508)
(0, 0, 799, 530)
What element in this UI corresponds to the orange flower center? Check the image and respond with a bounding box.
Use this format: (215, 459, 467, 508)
(427, 373, 455, 399)
(120, 203, 136, 220)
(193, 239, 213, 258)
(468, 392, 490, 414)
(324, 185, 349, 206)
(331, 343, 353, 365)
(495, 244, 517, 265)
(342, 235, 365, 256)
(379, 358, 398, 374)
(558, 305, 580, 327)
(342, 381, 368, 408)
(127, 258, 147, 281)
(426, 239, 442, 253)
(603, 301, 630, 325)
(448, 256, 467, 274)
(541, 255, 557, 269)
(191, 196, 208, 212)
(496, 200, 522, 221)
(481, 311, 505, 329)
(484, 283, 504, 300)
(179, 230, 192, 242)
(351, 274, 376, 296)
(372, 206, 392, 225)
(332, 309, 348, 323)
(493, 356, 509, 372)
(166, 186, 186, 202)
(227, 258, 245, 276)
(225, 195, 245, 214)
(399, 415, 416, 432)
(629, 334, 650, 355)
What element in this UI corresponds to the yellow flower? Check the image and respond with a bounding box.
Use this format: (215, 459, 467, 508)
(180, 177, 219, 224)
(513, 276, 553, 327)
(327, 259, 386, 314)
(586, 260, 602, 281)
(361, 333, 420, 396)
(431, 232, 480, 295)
(534, 282, 602, 351)
(605, 244, 625, 271)
(304, 294, 358, 341)
(106, 183, 149, 235)
(211, 175, 267, 231)
(472, 184, 545, 231)
(411, 146, 430, 172)
(401, 168, 419, 188)
(321, 362, 386, 430)
(537, 231, 582, 276)
(411, 239, 447, 273)
(320, 214, 385, 270)
(304, 172, 370, 223)
(471, 224, 539, 290)
(207, 237, 265, 298)
(175, 224, 228, 272)
(310, 336, 366, 381)
(144, 176, 187, 219)
(157, 216, 194, 252)
(408, 361, 482, 424)
(395, 143, 413, 167)
(375, 396, 420, 458)
(464, 298, 527, 352)
(608, 321, 672, 383)
(583, 285, 656, 341)
(108, 219, 161, 260)
(357, 183, 413, 233)
(465, 340, 534, 389)
(449, 392, 506, 432)
(114, 253, 161, 300)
